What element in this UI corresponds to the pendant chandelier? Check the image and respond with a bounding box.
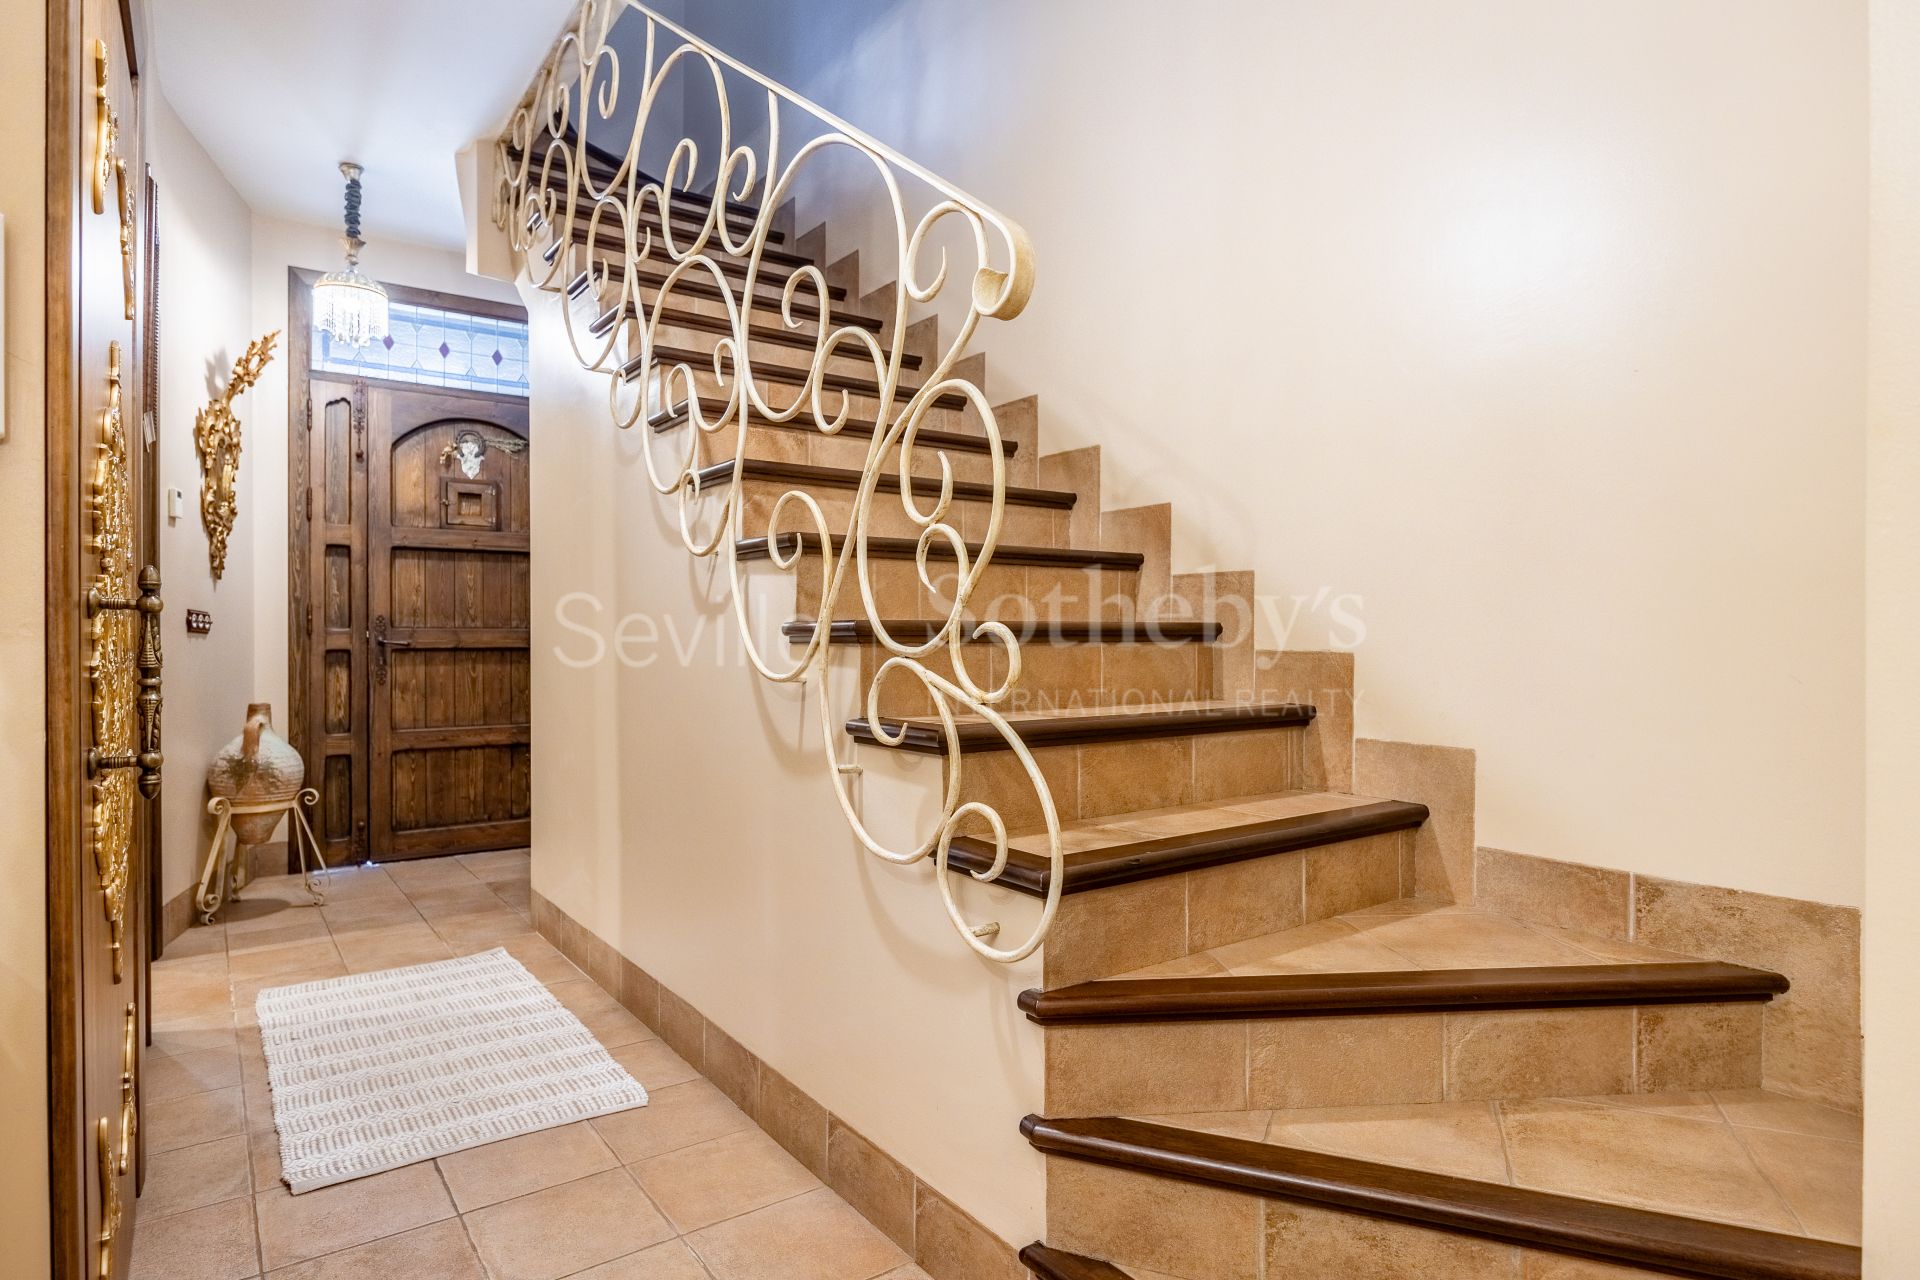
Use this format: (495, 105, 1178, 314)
(312, 161, 390, 349)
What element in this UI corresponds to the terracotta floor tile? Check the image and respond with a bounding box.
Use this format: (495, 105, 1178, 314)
(140, 1135, 253, 1220)
(560, 1238, 713, 1278)
(488, 931, 586, 983)
(633, 1129, 821, 1232)
(161, 924, 229, 959)
(249, 1128, 284, 1190)
(263, 1218, 485, 1279)
(610, 1037, 703, 1090)
(145, 1046, 244, 1101)
(128, 1195, 259, 1280)
(438, 1121, 621, 1212)
(590, 1086, 729, 1170)
(148, 1086, 247, 1153)
(143, 851, 932, 1280)
(465, 1168, 675, 1280)
(253, 1161, 455, 1270)
(227, 937, 346, 984)
(1736, 1126, 1863, 1244)
(151, 1024, 240, 1059)
(546, 978, 657, 1047)
(687, 1187, 907, 1280)
(1499, 1099, 1800, 1232)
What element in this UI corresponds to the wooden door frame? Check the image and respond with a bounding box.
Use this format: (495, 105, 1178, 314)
(285, 271, 529, 867)
(46, 0, 152, 1272)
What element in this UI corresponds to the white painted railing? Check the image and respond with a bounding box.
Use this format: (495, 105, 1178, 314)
(494, 0, 1061, 961)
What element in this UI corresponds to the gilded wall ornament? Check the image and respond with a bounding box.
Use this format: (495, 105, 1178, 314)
(193, 331, 279, 581)
(92, 39, 136, 319)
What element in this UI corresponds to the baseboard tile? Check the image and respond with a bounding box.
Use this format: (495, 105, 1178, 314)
(531, 889, 1033, 1280)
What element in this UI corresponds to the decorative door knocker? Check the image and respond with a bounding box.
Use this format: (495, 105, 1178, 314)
(192, 331, 279, 581)
(439, 427, 527, 479)
(87, 343, 164, 983)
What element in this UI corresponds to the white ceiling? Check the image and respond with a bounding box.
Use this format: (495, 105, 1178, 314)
(150, 0, 579, 249)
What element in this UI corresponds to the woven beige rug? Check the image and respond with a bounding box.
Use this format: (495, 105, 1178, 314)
(256, 947, 648, 1193)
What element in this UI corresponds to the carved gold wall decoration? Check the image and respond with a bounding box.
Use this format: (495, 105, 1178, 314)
(92, 39, 136, 318)
(193, 331, 279, 581)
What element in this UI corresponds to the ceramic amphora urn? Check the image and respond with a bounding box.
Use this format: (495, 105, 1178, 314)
(206, 703, 305, 842)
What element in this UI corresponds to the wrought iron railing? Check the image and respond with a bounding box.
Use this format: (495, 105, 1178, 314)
(494, 0, 1060, 961)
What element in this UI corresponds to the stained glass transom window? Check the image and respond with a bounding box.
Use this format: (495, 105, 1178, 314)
(312, 300, 530, 397)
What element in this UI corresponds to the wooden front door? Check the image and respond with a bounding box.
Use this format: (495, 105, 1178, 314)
(298, 374, 531, 862)
(51, 0, 155, 1273)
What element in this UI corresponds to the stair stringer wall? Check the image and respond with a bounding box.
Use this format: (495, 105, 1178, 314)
(522, 282, 1049, 1249)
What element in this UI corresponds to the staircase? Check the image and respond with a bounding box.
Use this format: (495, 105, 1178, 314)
(495, 7, 1862, 1277)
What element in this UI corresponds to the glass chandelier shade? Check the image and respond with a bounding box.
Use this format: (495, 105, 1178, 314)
(312, 162, 390, 349)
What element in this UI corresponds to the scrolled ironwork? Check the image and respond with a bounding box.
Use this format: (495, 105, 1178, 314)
(494, 1, 1057, 961)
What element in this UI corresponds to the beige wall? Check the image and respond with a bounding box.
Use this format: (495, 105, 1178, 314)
(1864, 0, 1919, 1269)
(524, 303, 1050, 1244)
(0, 0, 50, 1267)
(244, 217, 521, 724)
(671, 0, 1870, 911)
(147, 92, 260, 906)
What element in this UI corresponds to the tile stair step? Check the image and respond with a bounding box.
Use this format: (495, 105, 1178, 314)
(948, 791, 1428, 899)
(592, 301, 923, 369)
(691, 458, 1076, 511)
(660, 403, 1000, 456)
(625, 345, 970, 412)
(567, 264, 886, 332)
(1023, 1100, 1862, 1280)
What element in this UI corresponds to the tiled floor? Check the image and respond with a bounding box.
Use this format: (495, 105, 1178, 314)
(1120, 897, 1694, 978)
(132, 851, 933, 1280)
(1136, 1090, 1864, 1244)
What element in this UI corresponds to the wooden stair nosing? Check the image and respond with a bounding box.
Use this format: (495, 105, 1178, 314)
(545, 228, 847, 301)
(527, 190, 783, 245)
(624, 344, 969, 412)
(1018, 1243, 1133, 1280)
(948, 798, 1428, 901)
(739, 534, 1127, 569)
(697, 459, 1076, 509)
(782, 618, 1224, 645)
(562, 205, 814, 268)
(845, 702, 1315, 756)
(1020, 1115, 1861, 1280)
(1017, 959, 1788, 1023)
(591, 303, 923, 369)
(566, 266, 886, 332)
(656, 403, 1006, 458)
(518, 138, 768, 225)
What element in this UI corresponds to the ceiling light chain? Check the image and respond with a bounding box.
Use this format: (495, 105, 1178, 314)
(313, 160, 391, 349)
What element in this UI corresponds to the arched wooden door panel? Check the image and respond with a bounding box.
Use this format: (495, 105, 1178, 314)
(367, 392, 532, 859)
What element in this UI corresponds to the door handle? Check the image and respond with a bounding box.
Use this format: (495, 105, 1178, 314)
(370, 614, 408, 684)
(87, 564, 164, 798)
